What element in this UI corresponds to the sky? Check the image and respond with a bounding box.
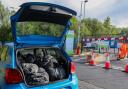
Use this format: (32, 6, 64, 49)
(1, 0, 128, 28)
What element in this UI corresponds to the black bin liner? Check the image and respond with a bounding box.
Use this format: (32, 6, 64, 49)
(47, 67, 66, 81)
(42, 55, 66, 81)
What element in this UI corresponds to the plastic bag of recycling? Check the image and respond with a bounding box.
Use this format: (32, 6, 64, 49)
(57, 67, 66, 79)
(42, 55, 66, 81)
(21, 63, 49, 86)
(22, 63, 38, 74)
(47, 67, 66, 81)
(30, 71, 49, 85)
(42, 55, 58, 68)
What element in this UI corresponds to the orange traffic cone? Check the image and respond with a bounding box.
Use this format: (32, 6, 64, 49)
(89, 59, 95, 66)
(89, 50, 95, 66)
(76, 46, 80, 55)
(104, 53, 111, 69)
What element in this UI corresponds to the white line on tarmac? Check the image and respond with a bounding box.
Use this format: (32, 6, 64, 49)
(112, 66, 124, 71)
(85, 63, 125, 71)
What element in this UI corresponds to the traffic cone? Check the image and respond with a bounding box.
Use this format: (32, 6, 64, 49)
(104, 53, 111, 69)
(89, 50, 95, 66)
(89, 59, 95, 66)
(76, 45, 80, 55)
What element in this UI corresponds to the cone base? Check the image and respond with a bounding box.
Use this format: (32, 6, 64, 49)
(125, 64, 128, 73)
(89, 60, 95, 66)
(105, 61, 111, 69)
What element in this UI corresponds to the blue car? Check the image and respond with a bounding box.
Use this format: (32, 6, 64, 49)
(0, 2, 78, 89)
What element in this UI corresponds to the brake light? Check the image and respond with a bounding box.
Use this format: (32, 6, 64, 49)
(71, 62, 76, 74)
(5, 68, 23, 84)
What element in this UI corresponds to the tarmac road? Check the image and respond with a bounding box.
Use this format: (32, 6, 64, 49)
(77, 63, 128, 89)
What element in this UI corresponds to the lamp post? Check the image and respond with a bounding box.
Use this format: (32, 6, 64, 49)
(84, 0, 88, 19)
(78, 1, 83, 44)
(77, 0, 88, 48)
(78, 0, 88, 42)
(76, 0, 88, 54)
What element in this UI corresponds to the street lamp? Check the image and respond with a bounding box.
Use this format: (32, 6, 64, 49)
(78, 0, 88, 43)
(78, 1, 83, 44)
(77, 0, 88, 53)
(84, 0, 88, 19)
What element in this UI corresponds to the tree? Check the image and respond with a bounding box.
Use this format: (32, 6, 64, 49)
(0, 2, 12, 41)
(120, 27, 128, 36)
(70, 17, 79, 38)
(103, 16, 111, 35)
(81, 18, 103, 37)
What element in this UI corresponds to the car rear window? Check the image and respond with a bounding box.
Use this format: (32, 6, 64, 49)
(16, 22, 65, 37)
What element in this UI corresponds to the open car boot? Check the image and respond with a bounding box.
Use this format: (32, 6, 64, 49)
(17, 47, 68, 86)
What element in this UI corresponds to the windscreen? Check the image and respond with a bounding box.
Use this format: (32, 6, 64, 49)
(16, 22, 65, 37)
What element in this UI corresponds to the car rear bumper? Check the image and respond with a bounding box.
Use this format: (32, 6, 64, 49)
(3, 74, 78, 89)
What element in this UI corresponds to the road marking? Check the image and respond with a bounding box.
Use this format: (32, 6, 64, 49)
(87, 63, 125, 71)
(96, 64, 104, 67)
(112, 66, 124, 71)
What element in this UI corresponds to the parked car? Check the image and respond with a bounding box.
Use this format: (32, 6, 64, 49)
(0, 2, 78, 89)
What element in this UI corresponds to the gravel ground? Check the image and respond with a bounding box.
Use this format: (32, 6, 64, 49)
(79, 80, 104, 89)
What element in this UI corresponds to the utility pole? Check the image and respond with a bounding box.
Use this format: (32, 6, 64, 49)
(78, 1, 83, 43)
(78, 0, 88, 43)
(77, 0, 88, 54)
(84, 0, 88, 19)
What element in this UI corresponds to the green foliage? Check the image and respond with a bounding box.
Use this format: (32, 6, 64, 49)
(103, 16, 111, 29)
(79, 17, 122, 38)
(120, 27, 128, 36)
(81, 18, 104, 37)
(70, 17, 79, 38)
(0, 2, 12, 41)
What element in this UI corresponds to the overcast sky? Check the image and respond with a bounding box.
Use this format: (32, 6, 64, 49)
(1, 0, 128, 28)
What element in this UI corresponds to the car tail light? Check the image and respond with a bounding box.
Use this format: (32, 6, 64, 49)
(5, 68, 23, 84)
(71, 62, 76, 74)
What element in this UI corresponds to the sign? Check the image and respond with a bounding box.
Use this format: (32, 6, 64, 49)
(109, 40, 118, 48)
(65, 30, 74, 55)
